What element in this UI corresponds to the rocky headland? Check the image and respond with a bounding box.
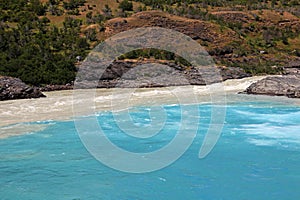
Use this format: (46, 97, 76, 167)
(245, 63, 300, 98)
(77, 59, 250, 88)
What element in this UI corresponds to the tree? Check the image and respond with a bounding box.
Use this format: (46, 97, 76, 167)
(84, 28, 98, 42)
(28, 0, 46, 16)
(119, 0, 133, 12)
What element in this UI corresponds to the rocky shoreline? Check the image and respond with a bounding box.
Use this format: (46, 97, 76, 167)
(77, 60, 250, 88)
(2, 60, 300, 101)
(245, 65, 300, 98)
(0, 76, 45, 101)
(245, 75, 300, 98)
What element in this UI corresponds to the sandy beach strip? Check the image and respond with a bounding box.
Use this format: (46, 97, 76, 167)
(1, 76, 300, 139)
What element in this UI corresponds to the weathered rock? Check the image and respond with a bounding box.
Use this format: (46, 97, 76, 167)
(75, 60, 249, 88)
(0, 76, 45, 101)
(245, 75, 300, 98)
(40, 84, 73, 92)
(220, 66, 250, 80)
(284, 67, 300, 75)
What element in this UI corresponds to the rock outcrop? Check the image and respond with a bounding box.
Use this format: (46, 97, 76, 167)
(245, 75, 300, 98)
(1, 60, 249, 100)
(76, 60, 249, 88)
(40, 84, 73, 92)
(0, 76, 45, 101)
(245, 62, 300, 98)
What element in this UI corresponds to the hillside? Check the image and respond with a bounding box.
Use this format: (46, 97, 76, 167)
(103, 10, 300, 74)
(0, 0, 300, 86)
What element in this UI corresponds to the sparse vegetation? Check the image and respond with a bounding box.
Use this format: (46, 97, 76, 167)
(1, 0, 300, 85)
(119, 0, 133, 12)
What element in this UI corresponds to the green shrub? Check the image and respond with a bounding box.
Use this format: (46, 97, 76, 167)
(119, 0, 133, 11)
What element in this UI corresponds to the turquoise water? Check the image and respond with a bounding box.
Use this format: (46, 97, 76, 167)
(1, 101, 300, 199)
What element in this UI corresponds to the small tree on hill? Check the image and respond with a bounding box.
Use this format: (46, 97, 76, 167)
(119, 0, 133, 12)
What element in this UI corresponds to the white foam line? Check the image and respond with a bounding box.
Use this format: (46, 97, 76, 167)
(0, 123, 50, 139)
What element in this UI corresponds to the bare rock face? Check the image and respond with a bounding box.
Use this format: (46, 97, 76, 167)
(75, 60, 249, 88)
(245, 75, 300, 98)
(0, 76, 46, 101)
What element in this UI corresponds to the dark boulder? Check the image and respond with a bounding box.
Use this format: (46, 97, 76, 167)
(0, 76, 46, 101)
